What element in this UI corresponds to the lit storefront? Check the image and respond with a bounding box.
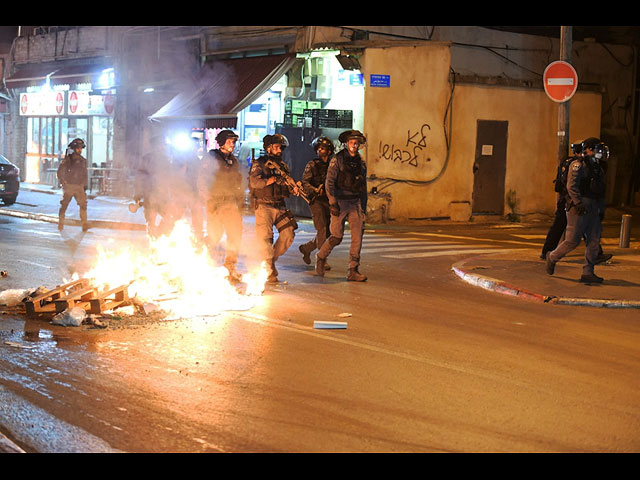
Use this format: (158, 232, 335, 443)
(6, 62, 116, 186)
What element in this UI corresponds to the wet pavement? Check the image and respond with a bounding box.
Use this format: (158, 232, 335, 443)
(2, 182, 640, 309)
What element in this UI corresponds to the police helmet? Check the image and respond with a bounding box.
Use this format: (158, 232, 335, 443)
(312, 136, 335, 155)
(216, 129, 238, 146)
(338, 129, 366, 146)
(263, 133, 289, 150)
(570, 142, 583, 155)
(68, 138, 86, 149)
(581, 137, 601, 151)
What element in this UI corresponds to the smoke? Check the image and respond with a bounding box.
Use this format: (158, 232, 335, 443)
(116, 28, 271, 274)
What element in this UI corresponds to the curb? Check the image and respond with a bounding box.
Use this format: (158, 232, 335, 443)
(0, 208, 145, 231)
(451, 264, 640, 309)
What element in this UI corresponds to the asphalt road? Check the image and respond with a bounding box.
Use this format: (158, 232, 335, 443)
(1, 191, 639, 452)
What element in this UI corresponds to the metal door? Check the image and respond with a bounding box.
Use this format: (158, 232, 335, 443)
(472, 120, 508, 215)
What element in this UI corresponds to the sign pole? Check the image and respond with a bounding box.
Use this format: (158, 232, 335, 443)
(557, 26, 572, 165)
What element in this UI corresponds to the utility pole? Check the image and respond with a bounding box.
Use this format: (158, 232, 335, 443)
(558, 26, 572, 164)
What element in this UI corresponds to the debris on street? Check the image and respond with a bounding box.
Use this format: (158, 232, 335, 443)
(314, 321, 348, 329)
(0, 288, 32, 307)
(3, 340, 36, 349)
(51, 306, 87, 327)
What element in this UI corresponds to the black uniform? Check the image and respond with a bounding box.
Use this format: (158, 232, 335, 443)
(541, 155, 575, 258)
(57, 151, 88, 230)
(299, 156, 331, 263)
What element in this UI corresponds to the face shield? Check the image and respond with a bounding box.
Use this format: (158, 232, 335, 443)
(594, 144, 610, 163)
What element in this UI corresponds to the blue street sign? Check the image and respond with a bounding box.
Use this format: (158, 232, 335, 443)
(370, 74, 390, 87)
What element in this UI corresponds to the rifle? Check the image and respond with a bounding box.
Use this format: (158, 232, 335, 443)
(265, 158, 310, 204)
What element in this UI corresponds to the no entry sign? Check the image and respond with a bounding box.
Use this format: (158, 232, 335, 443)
(543, 60, 578, 103)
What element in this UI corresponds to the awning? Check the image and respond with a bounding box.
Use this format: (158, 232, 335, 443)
(5, 61, 113, 89)
(149, 53, 298, 129)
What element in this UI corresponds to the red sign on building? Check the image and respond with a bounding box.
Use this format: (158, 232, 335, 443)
(543, 61, 578, 103)
(69, 91, 78, 114)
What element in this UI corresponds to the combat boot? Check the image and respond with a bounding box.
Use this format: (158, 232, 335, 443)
(299, 243, 313, 265)
(580, 272, 604, 284)
(545, 252, 556, 275)
(315, 256, 327, 277)
(346, 267, 367, 282)
(267, 261, 279, 283)
(225, 264, 242, 284)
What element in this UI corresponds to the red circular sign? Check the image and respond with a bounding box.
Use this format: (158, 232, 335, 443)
(56, 92, 63, 114)
(69, 91, 78, 113)
(543, 61, 578, 103)
(104, 94, 115, 114)
(20, 94, 28, 114)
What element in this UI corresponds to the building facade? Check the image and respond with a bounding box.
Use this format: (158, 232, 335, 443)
(1, 26, 637, 219)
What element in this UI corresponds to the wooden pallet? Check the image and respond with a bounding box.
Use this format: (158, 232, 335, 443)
(24, 279, 130, 317)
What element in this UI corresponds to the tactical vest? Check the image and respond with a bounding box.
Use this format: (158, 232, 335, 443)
(304, 157, 329, 201)
(207, 149, 242, 197)
(250, 155, 290, 202)
(579, 158, 606, 198)
(57, 153, 87, 185)
(336, 151, 366, 195)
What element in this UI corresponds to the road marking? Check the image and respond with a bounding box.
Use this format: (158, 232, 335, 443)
(17, 259, 55, 269)
(363, 244, 490, 254)
(381, 248, 513, 259)
(407, 231, 541, 247)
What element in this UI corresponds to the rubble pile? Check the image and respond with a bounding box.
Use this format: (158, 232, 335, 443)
(0, 282, 172, 330)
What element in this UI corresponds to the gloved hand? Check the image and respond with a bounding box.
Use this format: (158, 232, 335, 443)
(330, 203, 340, 216)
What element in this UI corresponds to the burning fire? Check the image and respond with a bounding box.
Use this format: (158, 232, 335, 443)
(82, 220, 269, 318)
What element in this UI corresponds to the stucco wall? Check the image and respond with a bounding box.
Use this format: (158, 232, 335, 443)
(362, 43, 602, 221)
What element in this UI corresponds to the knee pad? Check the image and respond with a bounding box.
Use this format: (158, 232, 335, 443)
(328, 235, 342, 247)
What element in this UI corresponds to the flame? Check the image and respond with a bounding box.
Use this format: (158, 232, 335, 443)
(83, 220, 269, 319)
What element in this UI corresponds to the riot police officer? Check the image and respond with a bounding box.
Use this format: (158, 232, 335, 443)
(315, 130, 368, 282)
(198, 129, 244, 282)
(249, 133, 300, 283)
(134, 136, 173, 237)
(57, 138, 89, 232)
(541, 141, 611, 263)
(546, 137, 608, 283)
(299, 136, 335, 269)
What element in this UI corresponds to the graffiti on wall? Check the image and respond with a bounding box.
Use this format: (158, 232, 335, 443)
(378, 123, 431, 168)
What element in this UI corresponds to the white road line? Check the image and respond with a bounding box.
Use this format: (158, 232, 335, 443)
(407, 232, 541, 247)
(381, 248, 514, 259)
(362, 243, 484, 254)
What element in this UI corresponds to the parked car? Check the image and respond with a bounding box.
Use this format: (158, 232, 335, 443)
(0, 154, 20, 206)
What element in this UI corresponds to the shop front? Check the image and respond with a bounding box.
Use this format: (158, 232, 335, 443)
(149, 49, 366, 216)
(6, 61, 116, 191)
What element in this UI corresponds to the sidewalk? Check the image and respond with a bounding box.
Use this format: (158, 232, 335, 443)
(6, 182, 146, 230)
(452, 248, 640, 308)
(4, 182, 640, 309)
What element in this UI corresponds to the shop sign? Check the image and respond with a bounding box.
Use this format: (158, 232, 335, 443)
(68, 90, 115, 116)
(19, 91, 66, 116)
